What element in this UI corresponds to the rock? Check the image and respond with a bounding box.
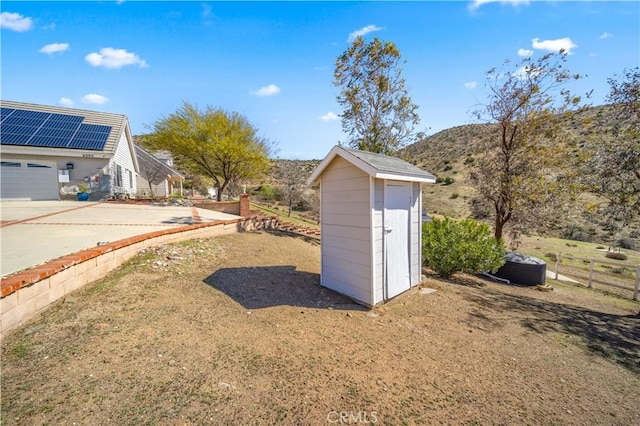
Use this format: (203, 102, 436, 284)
(419, 288, 437, 295)
(536, 284, 553, 292)
(217, 382, 236, 391)
(24, 324, 45, 335)
(366, 312, 379, 318)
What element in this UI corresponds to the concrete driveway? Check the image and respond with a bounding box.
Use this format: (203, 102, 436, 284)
(0, 201, 241, 277)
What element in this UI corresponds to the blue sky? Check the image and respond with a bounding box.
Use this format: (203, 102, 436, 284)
(2, 1, 638, 159)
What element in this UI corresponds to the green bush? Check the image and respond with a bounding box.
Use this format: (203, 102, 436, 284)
(422, 217, 506, 278)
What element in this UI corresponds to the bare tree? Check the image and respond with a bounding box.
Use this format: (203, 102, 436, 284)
(584, 68, 639, 226)
(276, 160, 306, 217)
(135, 145, 169, 198)
(469, 51, 587, 241)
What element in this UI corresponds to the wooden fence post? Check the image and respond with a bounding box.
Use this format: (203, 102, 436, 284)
(635, 266, 639, 302)
(588, 259, 594, 288)
(555, 253, 560, 280)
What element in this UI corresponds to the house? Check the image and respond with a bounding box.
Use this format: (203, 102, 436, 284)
(307, 146, 436, 306)
(134, 145, 184, 198)
(0, 100, 139, 200)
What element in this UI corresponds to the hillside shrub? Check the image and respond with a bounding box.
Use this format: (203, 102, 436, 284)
(442, 177, 455, 185)
(617, 238, 636, 250)
(562, 224, 593, 242)
(422, 217, 506, 278)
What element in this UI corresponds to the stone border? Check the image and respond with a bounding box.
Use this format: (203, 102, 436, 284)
(0, 215, 279, 337)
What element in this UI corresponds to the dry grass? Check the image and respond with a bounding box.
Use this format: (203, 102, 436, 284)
(2, 231, 639, 425)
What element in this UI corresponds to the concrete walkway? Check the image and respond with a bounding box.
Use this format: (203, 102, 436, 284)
(0, 201, 240, 277)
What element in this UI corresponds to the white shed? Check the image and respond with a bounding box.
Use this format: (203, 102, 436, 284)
(307, 146, 436, 306)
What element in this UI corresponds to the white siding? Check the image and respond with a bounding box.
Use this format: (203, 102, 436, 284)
(321, 156, 373, 305)
(410, 182, 422, 286)
(372, 179, 385, 305)
(110, 133, 137, 196)
(136, 175, 169, 197)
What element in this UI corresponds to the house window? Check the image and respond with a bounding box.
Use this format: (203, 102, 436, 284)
(1, 161, 21, 167)
(129, 170, 133, 189)
(116, 164, 123, 187)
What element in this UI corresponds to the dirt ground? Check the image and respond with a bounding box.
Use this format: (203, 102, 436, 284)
(2, 231, 639, 425)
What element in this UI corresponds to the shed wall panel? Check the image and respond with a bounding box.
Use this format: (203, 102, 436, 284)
(410, 182, 422, 285)
(372, 179, 385, 304)
(321, 156, 372, 305)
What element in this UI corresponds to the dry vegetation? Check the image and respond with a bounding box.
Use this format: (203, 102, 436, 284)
(400, 105, 640, 246)
(2, 232, 639, 425)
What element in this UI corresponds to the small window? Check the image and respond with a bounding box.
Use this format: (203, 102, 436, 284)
(1, 161, 21, 167)
(116, 164, 122, 187)
(27, 163, 52, 168)
(128, 170, 133, 189)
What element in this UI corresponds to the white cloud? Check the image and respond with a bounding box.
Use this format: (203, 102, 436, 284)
(81, 94, 109, 105)
(532, 37, 577, 54)
(464, 81, 477, 89)
(85, 47, 148, 69)
(59, 97, 74, 107)
(1, 12, 34, 32)
(517, 48, 533, 57)
(39, 43, 70, 54)
(348, 24, 383, 41)
(513, 65, 541, 80)
(201, 3, 212, 18)
(600, 32, 613, 39)
(469, 0, 529, 11)
(319, 112, 339, 122)
(252, 84, 280, 97)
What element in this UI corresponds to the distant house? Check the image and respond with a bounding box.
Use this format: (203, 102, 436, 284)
(134, 145, 184, 197)
(307, 146, 436, 306)
(0, 100, 139, 200)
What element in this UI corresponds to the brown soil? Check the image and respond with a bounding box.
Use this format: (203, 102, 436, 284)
(2, 231, 639, 425)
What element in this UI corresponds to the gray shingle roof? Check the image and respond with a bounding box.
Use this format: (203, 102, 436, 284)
(341, 147, 436, 180)
(307, 145, 436, 185)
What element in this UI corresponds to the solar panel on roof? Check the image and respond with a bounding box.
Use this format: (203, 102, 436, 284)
(0, 108, 16, 122)
(0, 107, 112, 151)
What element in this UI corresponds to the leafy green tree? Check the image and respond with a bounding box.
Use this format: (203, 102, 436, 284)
(334, 36, 421, 155)
(422, 217, 505, 278)
(148, 102, 273, 201)
(469, 51, 586, 241)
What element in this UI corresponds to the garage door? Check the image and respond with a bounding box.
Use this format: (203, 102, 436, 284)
(1, 160, 59, 200)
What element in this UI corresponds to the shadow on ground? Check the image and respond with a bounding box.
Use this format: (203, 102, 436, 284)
(462, 286, 640, 374)
(204, 265, 363, 311)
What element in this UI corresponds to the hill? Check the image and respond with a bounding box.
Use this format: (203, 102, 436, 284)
(399, 104, 638, 245)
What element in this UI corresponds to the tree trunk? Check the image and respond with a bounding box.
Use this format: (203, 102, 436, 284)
(494, 216, 504, 241)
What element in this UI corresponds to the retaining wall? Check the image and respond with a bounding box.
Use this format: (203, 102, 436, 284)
(0, 215, 279, 338)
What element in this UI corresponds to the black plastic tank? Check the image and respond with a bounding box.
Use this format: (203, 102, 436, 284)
(494, 252, 546, 286)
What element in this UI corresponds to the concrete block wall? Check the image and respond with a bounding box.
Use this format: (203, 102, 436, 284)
(0, 215, 281, 338)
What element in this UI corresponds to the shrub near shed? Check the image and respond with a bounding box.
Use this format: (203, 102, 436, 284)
(422, 217, 505, 278)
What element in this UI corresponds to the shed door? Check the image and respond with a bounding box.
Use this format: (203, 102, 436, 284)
(384, 182, 411, 299)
